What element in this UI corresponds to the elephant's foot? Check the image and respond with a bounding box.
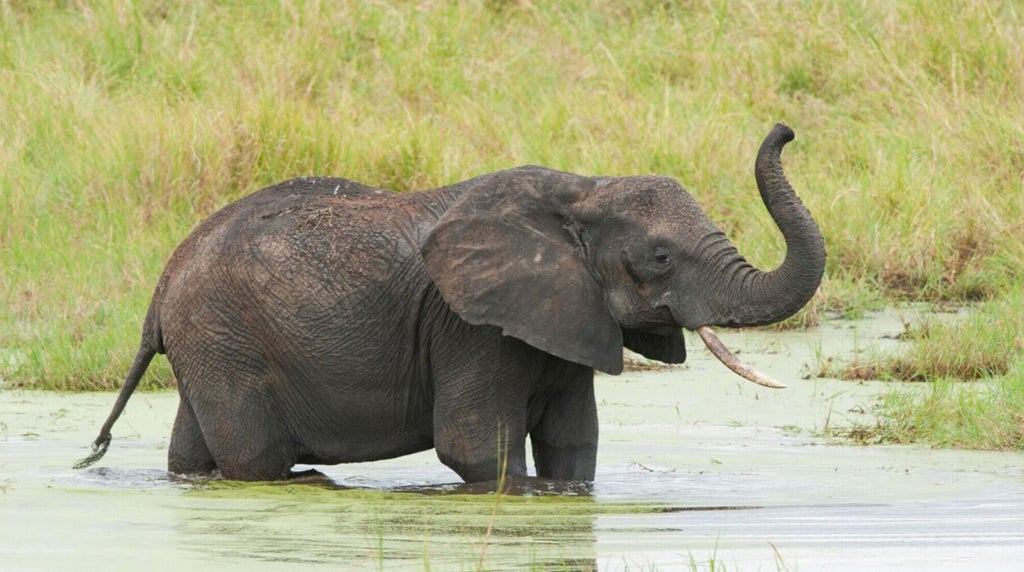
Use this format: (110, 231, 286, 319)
(447, 476, 594, 496)
(287, 467, 330, 482)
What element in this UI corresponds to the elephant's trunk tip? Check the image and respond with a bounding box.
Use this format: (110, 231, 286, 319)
(696, 326, 787, 389)
(768, 122, 795, 148)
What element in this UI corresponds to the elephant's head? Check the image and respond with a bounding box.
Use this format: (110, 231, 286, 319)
(422, 124, 825, 385)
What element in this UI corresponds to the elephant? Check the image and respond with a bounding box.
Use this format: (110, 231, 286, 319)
(75, 123, 825, 483)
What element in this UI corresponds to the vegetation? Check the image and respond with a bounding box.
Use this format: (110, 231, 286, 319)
(834, 370, 1024, 450)
(2, 2, 1023, 446)
(824, 285, 1024, 449)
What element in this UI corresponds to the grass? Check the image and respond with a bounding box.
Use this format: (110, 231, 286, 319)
(818, 285, 1024, 448)
(822, 288, 1024, 449)
(821, 288, 1024, 383)
(834, 372, 1024, 450)
(2, 2, 1024, 447)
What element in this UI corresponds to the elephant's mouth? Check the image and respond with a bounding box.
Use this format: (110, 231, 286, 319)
(695, 326, 786, 389)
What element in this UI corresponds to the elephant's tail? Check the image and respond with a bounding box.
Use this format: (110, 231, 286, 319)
(73, 307, 161, 470)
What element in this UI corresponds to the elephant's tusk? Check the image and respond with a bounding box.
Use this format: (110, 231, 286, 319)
(696, 326, 787, 389)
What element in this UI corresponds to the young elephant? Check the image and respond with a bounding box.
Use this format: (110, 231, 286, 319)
(76, 123, 824, 483)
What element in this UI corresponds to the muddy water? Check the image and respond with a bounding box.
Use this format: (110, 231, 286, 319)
(3, 310, 1024, 570)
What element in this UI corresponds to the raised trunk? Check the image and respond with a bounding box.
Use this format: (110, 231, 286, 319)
(709, 123, 826, 328)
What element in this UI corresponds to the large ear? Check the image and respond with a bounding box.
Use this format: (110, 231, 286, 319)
(621, 329, 686, 365)
(421, 167, 624, 374)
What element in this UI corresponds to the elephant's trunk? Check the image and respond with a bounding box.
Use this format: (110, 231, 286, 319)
(688, 124, 824, 390)
(707, 123, 826, 328)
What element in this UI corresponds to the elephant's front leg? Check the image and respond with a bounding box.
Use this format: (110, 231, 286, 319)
(433, 395, 529, 483)
(530, 367, 598, 481)
(431, 336, 537, 483)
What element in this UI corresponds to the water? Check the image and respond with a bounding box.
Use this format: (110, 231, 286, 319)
(3, 310, 1024, 570)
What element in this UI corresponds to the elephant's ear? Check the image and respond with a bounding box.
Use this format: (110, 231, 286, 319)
(622, 329, 686, 365)
(421, 168, 624, 374)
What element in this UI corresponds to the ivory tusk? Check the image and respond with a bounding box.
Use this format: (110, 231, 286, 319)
(696, 326, 787, 389)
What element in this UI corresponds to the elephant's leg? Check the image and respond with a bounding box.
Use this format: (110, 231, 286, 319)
(434, 420, 529, 483)
(167, 396, 216, 475)
(183, 378, 298, 481)
(433, 393, 530, 483)
(530, 366, 598, 481)
(431, 335, 535, 483)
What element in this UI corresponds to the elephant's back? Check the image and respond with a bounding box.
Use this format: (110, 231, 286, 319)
(156, 177, 435, 365)
(157, 177, 388, 283)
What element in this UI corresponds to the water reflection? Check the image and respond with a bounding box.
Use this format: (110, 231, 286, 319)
(175, 477, 604, 569)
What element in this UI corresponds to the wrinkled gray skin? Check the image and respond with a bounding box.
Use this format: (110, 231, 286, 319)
(76, 124, 825, 483)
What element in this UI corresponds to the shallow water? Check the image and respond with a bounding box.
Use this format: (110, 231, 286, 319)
(3, 309, 1024, 570)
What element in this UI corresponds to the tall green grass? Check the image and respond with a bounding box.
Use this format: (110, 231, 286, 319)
(3, 1, 1024, 398)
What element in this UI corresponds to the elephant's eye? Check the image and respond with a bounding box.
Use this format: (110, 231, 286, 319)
(654, 253, 671, 265)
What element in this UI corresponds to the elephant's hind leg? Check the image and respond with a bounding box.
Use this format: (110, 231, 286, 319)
(168, 396, 216, 475)
(187, 383, 298, 481)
